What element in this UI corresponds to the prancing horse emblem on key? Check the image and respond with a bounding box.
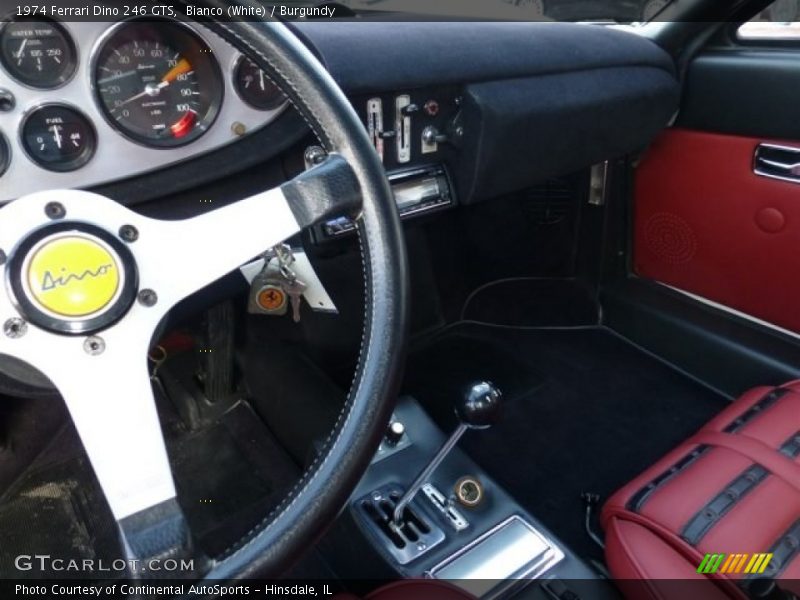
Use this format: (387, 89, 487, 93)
(256, 285, 287, 313)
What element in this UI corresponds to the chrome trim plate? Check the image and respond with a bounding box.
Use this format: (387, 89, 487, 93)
(428, 515, 565, 599)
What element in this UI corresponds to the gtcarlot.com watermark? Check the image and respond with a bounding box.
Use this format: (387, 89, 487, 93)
(14, 554, 194, 573)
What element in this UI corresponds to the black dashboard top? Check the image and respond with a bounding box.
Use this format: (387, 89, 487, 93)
(292, 21, 676, 93)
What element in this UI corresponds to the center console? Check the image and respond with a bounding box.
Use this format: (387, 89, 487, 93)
(320, 393, 619, 600)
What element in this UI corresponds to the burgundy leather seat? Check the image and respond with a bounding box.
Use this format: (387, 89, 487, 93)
(602, 381, 800, 599)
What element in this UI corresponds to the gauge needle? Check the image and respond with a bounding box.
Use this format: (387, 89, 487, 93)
(111, 82, 168, 111)
(111, 59, 193, 112)
(50, 125, 63, 150)
(15, 39, 28, 60)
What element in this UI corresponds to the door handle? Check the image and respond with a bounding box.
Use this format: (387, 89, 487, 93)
(755, 143, 800, 182)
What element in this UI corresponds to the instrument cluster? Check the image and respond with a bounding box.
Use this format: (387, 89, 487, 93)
(0, 17, 289, 202)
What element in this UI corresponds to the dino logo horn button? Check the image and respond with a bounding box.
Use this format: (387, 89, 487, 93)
(24, 234, 122, 318)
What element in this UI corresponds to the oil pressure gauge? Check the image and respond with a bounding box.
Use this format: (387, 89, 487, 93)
(21, 105, 97, 172)
(234, 56, 286, 111)
(0, 19, 77, 89)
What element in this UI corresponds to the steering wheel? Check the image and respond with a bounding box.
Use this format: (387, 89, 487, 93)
(0, 3, 408, 584)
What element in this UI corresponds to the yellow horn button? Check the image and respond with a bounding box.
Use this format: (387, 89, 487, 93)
(26, 236, 121, 318)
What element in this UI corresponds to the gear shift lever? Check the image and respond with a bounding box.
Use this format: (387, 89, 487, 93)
(392, 381, 502, 524)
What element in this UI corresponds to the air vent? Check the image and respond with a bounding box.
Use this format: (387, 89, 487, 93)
(525, 179, 573, 226)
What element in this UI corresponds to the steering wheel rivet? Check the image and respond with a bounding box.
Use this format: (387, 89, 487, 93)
(138, 289, 158, 307)
(119, 225, 139, 243)
(3, 318, 27, 339)
(44, 202, 66, 220)
(83, 336, 106, 356)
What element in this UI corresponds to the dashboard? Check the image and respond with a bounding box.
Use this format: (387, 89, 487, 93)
(0, 17, 681, 220)
(0, 17, 288, 202)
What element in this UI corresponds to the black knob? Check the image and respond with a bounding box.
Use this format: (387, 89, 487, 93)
(385, 421, 405, 446)
(456, 381, 502, 429)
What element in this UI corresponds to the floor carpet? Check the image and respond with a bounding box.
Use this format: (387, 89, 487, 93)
(403, 323, 729, 561)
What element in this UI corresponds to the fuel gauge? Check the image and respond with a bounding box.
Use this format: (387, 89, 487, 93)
(21, 105, 96, 172)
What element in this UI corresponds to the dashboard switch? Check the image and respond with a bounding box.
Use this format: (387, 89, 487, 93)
(395, 95, 412, 164)
(366, 97, 384, 162)
(424, 100, 440, 116)
(422, 125, 447, 154)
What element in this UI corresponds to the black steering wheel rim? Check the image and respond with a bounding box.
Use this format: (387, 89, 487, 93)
(182, 3, 409, 582)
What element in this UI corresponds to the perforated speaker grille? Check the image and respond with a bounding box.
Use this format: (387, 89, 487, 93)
(644, 212, 697, 265)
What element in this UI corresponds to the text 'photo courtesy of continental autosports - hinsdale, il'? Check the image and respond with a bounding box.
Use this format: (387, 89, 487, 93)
(0, 0, 799, 599)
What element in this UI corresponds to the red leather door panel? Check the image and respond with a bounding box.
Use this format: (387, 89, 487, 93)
(633, 128, 800, 333)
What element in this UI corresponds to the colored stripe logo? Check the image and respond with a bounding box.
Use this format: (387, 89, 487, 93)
(697, 553, 773, 574)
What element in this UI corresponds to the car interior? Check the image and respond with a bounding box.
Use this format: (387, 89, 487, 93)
(0, 0, 799, 599)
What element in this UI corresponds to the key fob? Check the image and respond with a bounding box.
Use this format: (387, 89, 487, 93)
(248, 263, 289, 316)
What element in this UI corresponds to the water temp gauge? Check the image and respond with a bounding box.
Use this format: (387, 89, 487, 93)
(21, 105, 97, 172)
(0, 19, 77, 89)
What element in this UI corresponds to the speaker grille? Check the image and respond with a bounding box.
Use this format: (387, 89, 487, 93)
(644, 212, 697, 265)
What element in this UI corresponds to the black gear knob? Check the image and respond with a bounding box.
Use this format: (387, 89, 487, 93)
(456, 381, 502, 429)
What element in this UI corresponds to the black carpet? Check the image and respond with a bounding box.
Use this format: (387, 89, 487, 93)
(461, 278, 600, 327)
(403, 323, 729, 562)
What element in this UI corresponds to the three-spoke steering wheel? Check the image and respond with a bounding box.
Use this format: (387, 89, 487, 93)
(0, 4, 408, 586)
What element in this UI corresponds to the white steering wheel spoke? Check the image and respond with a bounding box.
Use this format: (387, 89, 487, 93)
(44, 336, 174, 520)
(122, 152, 360, 310)
(0, 152, 360, 569)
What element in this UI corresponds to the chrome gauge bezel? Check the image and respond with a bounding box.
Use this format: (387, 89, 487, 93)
(89, 18, 225, 149)
(232, 54, 288, 112)
(0, 131, 9, 177)
(19, 102, 98, 172)
(0, 17, 79, 90)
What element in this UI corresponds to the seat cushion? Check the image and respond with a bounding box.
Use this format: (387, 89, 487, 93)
(602, 381, 800, 598)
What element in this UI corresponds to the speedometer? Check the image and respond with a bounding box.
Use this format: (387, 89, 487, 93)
(92, 20, 223, 148)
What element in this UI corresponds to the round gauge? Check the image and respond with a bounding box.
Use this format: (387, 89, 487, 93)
(0, 132, 10, 177)
(93, 21, 223, 148)
(21, 105, 96, 172)
(0, 19, 77, 89)
(234, 56, 286, 111)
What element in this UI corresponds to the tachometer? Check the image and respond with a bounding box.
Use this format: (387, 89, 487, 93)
(92, 21, 223, 148)
(0, 19, 77, 89)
